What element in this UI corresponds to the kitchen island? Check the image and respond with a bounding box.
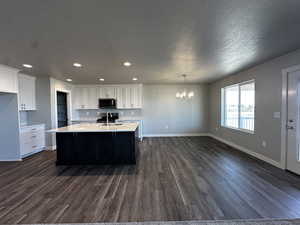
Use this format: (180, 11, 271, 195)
(48, 123, 139, 165)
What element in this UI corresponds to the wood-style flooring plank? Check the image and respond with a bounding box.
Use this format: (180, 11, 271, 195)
(1, 137, 300, 224)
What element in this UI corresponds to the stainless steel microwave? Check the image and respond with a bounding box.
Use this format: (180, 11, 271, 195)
(99, 98, 117, 109)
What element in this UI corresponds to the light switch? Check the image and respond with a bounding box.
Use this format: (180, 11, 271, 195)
(273, 112, 280, 119)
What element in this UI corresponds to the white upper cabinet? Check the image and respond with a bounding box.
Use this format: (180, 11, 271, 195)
(88, 87, 98, 109)
(18, 73, 36, 111)
(73, 84, 143, 110)
(99, 86, 116, 99)
(0, 65, 19, 94)
(116, 86, 129, 109)
(116, 84, 142, 109)
(74, 87, 88, 109)
(74, 86, 98, 109)
(132, 85, 142, 108)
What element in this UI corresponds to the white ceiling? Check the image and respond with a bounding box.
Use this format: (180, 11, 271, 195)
(1, 0, 300, 84)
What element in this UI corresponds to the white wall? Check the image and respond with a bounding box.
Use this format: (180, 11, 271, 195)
(142, 84, 209, 136)
(208, 49, 300, 164)
(0, 93, 21, 160)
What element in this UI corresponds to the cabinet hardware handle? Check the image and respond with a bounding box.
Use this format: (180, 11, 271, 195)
(32, 146, 37, 148)
(32, 135, 36, 138)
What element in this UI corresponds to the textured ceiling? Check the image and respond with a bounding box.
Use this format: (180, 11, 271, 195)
(0, 0, 300, 84)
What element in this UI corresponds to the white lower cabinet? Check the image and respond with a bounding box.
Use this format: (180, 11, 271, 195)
(117, 119, 143, 139)
(20, 124, 45, 158)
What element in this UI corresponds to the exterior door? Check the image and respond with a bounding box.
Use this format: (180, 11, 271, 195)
(287, 69, 300, 175)
(57, 91, 68, 128)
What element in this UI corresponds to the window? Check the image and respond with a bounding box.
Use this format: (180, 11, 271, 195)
(221, 80, 255, 133)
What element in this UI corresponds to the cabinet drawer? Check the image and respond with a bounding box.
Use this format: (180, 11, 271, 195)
(31, 138, 45, 150)
(20, 130, 45, 143)
(20, 131, 32, 144)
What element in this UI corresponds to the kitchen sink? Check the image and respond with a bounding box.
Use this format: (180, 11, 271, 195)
(98, 123, 123, 126)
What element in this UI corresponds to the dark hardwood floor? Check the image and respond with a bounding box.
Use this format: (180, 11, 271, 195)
(1, 137, 300, 224)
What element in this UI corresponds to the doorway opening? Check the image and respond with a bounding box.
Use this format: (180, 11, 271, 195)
(282, 65, 300, 175)
(56, 91, 68, 128)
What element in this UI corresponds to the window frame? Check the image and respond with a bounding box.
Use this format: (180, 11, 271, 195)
(221, 80, 255, 134)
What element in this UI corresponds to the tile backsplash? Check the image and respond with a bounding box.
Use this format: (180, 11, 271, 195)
(74, 109, 142, 120)
(19, 112, 28, 126)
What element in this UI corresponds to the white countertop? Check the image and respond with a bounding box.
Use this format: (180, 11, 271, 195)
(71, 117, 143, 122)
(20, 124, 45, 129)
(48, 122, 139, 133)
(117, 117, 143, 121)
(71, 118, 97, 122)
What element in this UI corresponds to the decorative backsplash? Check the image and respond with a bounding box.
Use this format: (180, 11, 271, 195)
(19, 112, 28, 126)
(74, 109, 142, 120)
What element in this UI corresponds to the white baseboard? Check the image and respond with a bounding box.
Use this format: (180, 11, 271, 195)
(21, 148, 45, 159)
(0, 158, 22, 162)
(143, 133, 210, 137)
(46, 145, 56, 151)
(208, 134, 283, 169)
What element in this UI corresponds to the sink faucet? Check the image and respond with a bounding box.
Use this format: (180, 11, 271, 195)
(106, 112, 111, 126)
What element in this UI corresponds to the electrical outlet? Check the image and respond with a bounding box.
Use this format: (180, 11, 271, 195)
(273, 112, 281, 119)
(262, 141, 267, 148)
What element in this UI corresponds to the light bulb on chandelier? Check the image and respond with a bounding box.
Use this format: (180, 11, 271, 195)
(176, 74, 194, 99)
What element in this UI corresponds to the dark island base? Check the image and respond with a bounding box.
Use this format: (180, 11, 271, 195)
(56, 130, 139, 165)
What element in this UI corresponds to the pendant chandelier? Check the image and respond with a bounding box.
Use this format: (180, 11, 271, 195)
(176, 74, 194, 99)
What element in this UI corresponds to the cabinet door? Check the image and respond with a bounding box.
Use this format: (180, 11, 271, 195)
(88, 87, 98, 109)
(128, 86, 142, 109)
(125, 87, 132, 108)
(129, 85, 142, 109)
(0, 66, 18, 93)
(74, 87, 83, 109)
(134, 85, 142, 108)
(100, 87, 116, 99)
(18, 74, 36, 111)
(116, 87, 129, 109)
(81, 87, 89, 109)
(74, 87, 89, 109)
(129, 87, 135, 108)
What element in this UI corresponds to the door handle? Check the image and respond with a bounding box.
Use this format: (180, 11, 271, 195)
(286, 125, 294, 130)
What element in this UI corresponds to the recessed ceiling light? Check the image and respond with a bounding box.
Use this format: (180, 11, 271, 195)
(99, 78, 104, 81)
(66, 78, 72, 82)
(123, 61, 131, 67)
(73, 62, 82, 67)
(132, 77, 138, 81)
(23, 64, 33, 68)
